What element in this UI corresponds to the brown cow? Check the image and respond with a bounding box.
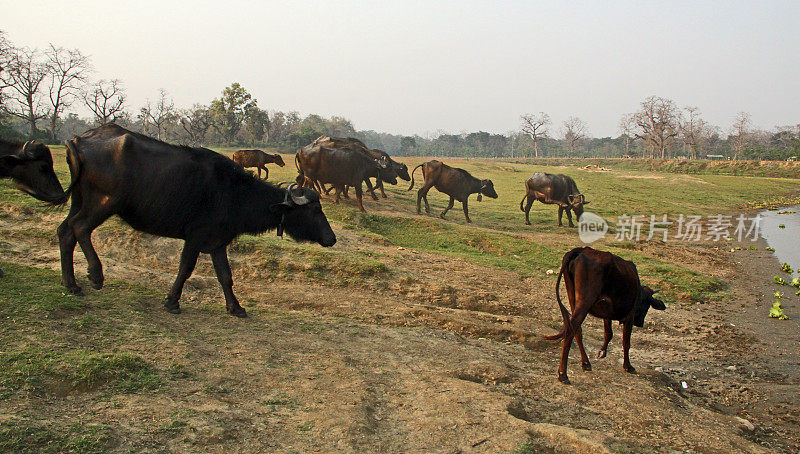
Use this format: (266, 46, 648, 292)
(231, 149, 285, 179)
(544, 247, 665, 384)
(407, 160, 497, 223)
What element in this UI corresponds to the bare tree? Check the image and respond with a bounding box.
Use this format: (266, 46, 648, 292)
(0, 31, 12, 106)
(561, 116, 587, 155)
(520, 112, 550, 157)
(46, 45, 90, 141)
(617, 113, 637, 156)
(679, 107, 712, 159)
(729, 111, 752, 160)
(180, 104, 212, 145)
(84, 79, 126, 125)
(630, 96, 679, 159)
(0, 46, 50, 137)
(142, 89, 175, 140)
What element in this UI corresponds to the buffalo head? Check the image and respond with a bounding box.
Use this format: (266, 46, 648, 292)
(567, 193, 590, 219)
(478, 179, 498, 200)
(270, 183, 336, 247)
(633, 286, 666, 327)
(1, 141, 65, 204)
(394, 162, 411, 181)
(272, 154, 286, 167)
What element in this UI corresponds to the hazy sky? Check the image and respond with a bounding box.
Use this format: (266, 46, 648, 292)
(3, 0, 799, 137)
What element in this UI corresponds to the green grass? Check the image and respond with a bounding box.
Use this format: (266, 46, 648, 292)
(0, 420, 112, 453)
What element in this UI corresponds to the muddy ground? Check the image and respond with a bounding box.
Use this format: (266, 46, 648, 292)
(2, 192, 799, 453)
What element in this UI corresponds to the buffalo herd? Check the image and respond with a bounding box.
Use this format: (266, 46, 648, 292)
(0, 126, 663, 382)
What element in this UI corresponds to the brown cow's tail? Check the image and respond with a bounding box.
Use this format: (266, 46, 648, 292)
(519, 193, 528, 212)
(543, 248, 583, 341)
(56, 139, 83, 205)
(407, 164, 423, 191)
(294, 152, 305, 186)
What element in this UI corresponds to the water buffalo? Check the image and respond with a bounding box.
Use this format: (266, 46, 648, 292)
(544, 247, 665, 384)
(295, 141, 387, 211)
(58, 124, 336, 317)
(407, 160, 498, 223)
(231, 149, 285, 179)
(1, 138, 67, 278)
(520, 172, 589, 227)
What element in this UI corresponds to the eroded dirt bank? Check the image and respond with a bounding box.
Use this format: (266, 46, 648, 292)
(1, 202, 799, 453)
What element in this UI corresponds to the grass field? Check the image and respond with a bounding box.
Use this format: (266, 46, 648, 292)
(1, 147, 800, 452)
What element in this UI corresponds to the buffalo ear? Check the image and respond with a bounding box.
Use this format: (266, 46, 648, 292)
(583, 201, 591, 205)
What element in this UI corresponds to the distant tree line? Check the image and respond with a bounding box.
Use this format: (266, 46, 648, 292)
(1, 31, 798, 160)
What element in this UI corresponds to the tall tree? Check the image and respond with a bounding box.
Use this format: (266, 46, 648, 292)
(561, 116, 587, 155)
(617, 113, 637, 156)
(631, 96, 679, 159)
(0, 30, 12, 108)
(244, 104, 269, 145)
(83, 79, 126, 124)
(0, 46, 50, 137)
(209, 82, 256, 144)
(143, 89, 175, 140)
(729, 111, 752, 160)
(679, 107, 711, 159)
(180, 104, 212, 145)
(520, 112, 550, 157)
(45, 45, 90, 141)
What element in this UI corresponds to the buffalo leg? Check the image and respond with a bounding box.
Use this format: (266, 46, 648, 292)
(565, 208, 575, 227)
(70, 205, 112, 291)
(211, 247, 246, 317)
(0, 266, 3, 278)
(417, 185, 432, 214)
(58, 200, 83, 294)
(524, 196, 534, 225)
(440, 196, 454, 219)
(164, 243, 200, 314)
(598, 319, 613, 358)
(575, 325, 592, 371)
(558, 206, 564, 226)
(256, 167, 262, 179)
(378, 179, 387, 198)
(334, 185, 342, 204)
(343, 185, 351, 199)
(355, 183, 366, 212)
(365, 179, 379, 201)
(462, 199, 471, 223)
(622, 322, 635, 373)
(261, 166, 269, 180)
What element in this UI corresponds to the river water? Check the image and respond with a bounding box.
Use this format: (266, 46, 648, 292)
(758, 204, 800, 279)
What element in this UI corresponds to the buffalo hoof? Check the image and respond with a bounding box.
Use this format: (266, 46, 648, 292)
(164, 299, 181, 314)
(439, 213, 447, 219)
(581, 362, 592, 371)
(596, 349, 607, 359)
(381, 194, 387, 199)
(623, 365, 637, 374)
(229, 306, 248, 318)
(0, 268, 4, 278)
(525, 221, 531, 226)
(558, 373, 571, 385)
(64, 284, 85, 296)
(88, 272, 104, 290)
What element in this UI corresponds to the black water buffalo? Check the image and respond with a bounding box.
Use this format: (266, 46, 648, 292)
(407, 160, 497, 223)
(58, 125, 336, 317)
(520, 172, 589, 227)
(231, 149, 285, 179)
(544, 247, 665, 384)
(295, 141, 387, 211)
(359, 148, 410, 198)
(1, 138, 67, 278)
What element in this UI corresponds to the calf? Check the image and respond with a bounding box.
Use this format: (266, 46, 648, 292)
(407, 160, 497, 223)
(1, 138, 67, 278)
(58, 125, 336, 317)
(520, 172, 589, 227)
(544, 247, 665, 384)
(231, 149, 285, 179)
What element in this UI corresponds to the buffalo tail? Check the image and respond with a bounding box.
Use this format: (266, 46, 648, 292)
(543, 248, 583, 341)
(407, 164, 423, 191)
